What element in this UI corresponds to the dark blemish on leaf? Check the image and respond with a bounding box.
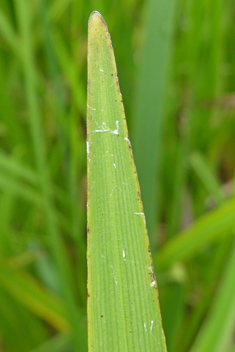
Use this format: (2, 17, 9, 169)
(150, 261, 154, 269)
(88, 293, 90, 297)
(101, 315, 103, 318)
(111, 73, 114, 76)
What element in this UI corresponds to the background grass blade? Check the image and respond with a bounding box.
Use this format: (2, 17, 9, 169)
(156, 196, 235, 270)
(190, 241, 235, 352)
(131, 0, 177, 248)
(0, 258, 69, 332)
(190, 152, 225, 204)
(30, 333, 71, 352)
(87, 11, 167, 352)
(0, 9, 20, 56)
(13, 0, 87, 349)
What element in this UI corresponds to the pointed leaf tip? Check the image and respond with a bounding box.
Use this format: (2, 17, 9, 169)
(88, 11, 108, 30)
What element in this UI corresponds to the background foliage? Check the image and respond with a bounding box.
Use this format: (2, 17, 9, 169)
(0, 0, 235, 351)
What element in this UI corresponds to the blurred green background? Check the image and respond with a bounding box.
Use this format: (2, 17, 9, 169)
(1, 0, 235, 351)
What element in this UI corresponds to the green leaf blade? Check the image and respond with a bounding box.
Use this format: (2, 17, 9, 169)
(87, 11, 167, 352)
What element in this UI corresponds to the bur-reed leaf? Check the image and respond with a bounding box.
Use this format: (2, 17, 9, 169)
(87, 11, 167, 352)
